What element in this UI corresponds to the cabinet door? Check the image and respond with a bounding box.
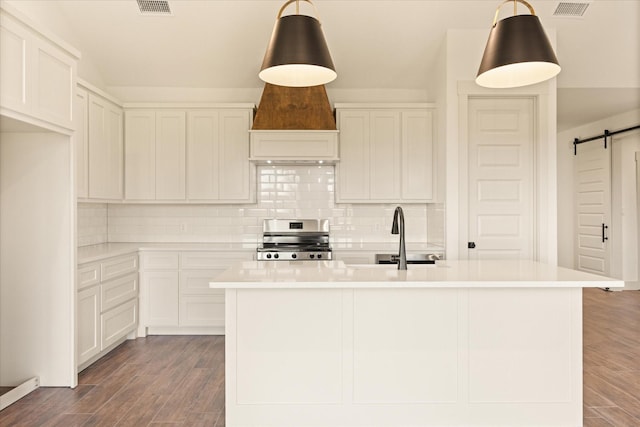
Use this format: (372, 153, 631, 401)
(370, 111, 400, 200)
(401, 110, 434, 201)
(143, 271, 179, 326)
(0, 15, 31, 115)
(179, 294, 225, 328)
(337, 110, 370, 201)
(32, 37, 75, 129)
(218, 110, 252, 201)
(75, 88, 89, 198)
(124, 110, 155, 200)
(78, 286, 101, 365)
(155, 111, 186, 200)
(187, 110, 219, 200)
(89, 95, 123, 200)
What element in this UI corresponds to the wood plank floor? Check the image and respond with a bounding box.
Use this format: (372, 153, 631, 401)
(1, 287, 639, 426)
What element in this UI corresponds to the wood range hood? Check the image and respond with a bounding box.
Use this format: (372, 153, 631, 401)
(250, 83, 339, 164)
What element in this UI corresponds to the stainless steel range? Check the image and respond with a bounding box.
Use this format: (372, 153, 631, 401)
(257, 219, 332, 261)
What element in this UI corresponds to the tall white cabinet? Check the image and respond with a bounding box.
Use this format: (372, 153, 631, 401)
(88, 93, 123, 200)
(335, 104, 436, 203)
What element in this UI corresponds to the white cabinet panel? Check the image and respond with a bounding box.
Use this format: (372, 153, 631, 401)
(125, 110, 186, 201)
(75, 88, 89, 198)
(0, 17, 30, 115)
(140, 252, 179, 270)
(78, 263, 99, 290)
(186, 109, 253, 202)
(180, 269, 226, 294)
(77, 286, 101, 365)
(100, 254, 138, 282)
(370, 111, 400, 200)
(336, 105, 436, 203)
(219, 110, 251, 201)
(33, 39, 74, 129)
(0, 9, 77, 131)
(179, 294, 225, 327)
(88, 94, 123, 200)
(101, 273, 138, 313)
(187, 110, 219, 199)
(337, 111, 369, 201)
(144, 271, 179, 327)
(402, 110, 434, 201)
(101, 299, 137, 350)
(124, 110, 156, 200)
(156, 111, 186, 200)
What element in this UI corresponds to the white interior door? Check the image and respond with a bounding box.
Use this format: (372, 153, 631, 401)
(574, 139, 611, 276)
(467, 97, 535, 260)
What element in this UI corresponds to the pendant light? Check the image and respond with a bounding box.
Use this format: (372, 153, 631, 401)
(259, 0, 336, 87)
(476, 0, 560, 88)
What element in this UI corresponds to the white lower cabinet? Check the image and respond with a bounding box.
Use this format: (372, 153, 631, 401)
(77, 286, 101, 365)
(139, 250, 253, 335)
(144, 270, 180, 327)
(77, 253, 138, 370)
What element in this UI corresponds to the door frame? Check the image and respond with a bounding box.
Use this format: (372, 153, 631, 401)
(454, 81, 556, 263)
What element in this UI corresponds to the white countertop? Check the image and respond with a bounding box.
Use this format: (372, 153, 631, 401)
(209, 260, 624, 289)
(77, 242, 444, 265)
(77, 242, 256, 264)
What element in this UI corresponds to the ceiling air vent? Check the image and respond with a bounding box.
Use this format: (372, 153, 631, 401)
(136, 0, 172, 16)
(553, 2, 590, 17)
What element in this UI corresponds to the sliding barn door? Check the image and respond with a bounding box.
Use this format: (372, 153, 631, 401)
(574, 140, 611, 276)
(467, 97, 535, 260)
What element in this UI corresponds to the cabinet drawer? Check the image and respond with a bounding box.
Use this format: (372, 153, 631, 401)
(180, 270, 228, 295)
(180, 251, 253, 269)
(101, 299, 137, 350)
(101, 273, 138, 313)
(78, 263, 100, 289)
(140, 252, 179, 270)
(179, 294, 225, 327)
(101, 254, 138, 282)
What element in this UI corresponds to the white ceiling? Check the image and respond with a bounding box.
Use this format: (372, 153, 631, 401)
(8, 0, 640, 131)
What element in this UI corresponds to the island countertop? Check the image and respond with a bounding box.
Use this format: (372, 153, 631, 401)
(210, 259, 624, 289)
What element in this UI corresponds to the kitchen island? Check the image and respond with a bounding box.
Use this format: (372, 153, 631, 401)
(210, 260, 623, 427)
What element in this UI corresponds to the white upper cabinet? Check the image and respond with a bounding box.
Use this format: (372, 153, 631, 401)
(186, 109, 254, 202)
(401, 109, 434, 201)
(0, 5, 78, 132)
(75, 87, 89, 198)
(336, 104, 436, 203)
(124, 110, 186, 201)
(123, 106, 254, 203)
(88, 93, 123, 200)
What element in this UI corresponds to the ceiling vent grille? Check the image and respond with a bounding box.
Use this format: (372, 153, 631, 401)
(553, 2, 590, 17)
(137, 0, 172, 16)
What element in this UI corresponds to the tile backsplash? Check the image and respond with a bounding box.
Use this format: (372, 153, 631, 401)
(79, 166, 444, 246)
(77, 203, 108, 246)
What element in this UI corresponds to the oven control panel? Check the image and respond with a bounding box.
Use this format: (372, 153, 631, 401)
(256, 251, 332, 261)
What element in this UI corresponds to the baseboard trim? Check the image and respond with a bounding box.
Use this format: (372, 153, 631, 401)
(0, 376, 39, 410)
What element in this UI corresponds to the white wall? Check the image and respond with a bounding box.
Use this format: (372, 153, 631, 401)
(1, 131, 75, 387)
(557, 108, 640, 287)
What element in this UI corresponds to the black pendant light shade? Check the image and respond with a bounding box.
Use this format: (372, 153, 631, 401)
(476, 0, 560, 88)
(259, 0, 336, 87)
